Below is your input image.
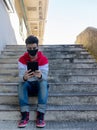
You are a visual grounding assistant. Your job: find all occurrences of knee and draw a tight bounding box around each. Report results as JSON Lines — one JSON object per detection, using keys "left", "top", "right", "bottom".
{"left": 18, "top": 81, "right": 29, "bottom": 91}
{"left": 39, "top": 80, "right": 48, "bottom": 88}
{"left": 38, "top": 80, "right": 48, "bottom": 95}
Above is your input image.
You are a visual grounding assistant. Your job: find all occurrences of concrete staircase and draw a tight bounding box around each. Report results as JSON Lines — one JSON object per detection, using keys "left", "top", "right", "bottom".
{"left": 0, "top": 44, "right": 97, "bottom": 129}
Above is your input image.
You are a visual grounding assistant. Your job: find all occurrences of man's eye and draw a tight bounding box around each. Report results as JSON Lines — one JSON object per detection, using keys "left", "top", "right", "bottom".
{"left": 27, "top": 47, "right": 37, "bottom": 50}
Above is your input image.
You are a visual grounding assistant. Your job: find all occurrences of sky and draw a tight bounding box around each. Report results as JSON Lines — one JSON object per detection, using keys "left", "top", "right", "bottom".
{"left": 43, "top": 0, "right": 97, "bottom": 45}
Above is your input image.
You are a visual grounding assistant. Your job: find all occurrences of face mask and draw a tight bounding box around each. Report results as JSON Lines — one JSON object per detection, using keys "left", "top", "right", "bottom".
{"left": 27, "top": 49, "right": 38, "bottom": 56}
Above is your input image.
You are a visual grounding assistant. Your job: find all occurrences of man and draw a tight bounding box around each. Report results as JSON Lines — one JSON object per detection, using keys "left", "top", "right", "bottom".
{"left": 18, "top": 35, "right": 49, "bottom": 128}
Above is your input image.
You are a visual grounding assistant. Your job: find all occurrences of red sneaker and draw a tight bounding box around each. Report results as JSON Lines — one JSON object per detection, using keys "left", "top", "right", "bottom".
{"left": 36, "top": 111, "right": 46, "bottom": 128}
{"left": 18, "top": 112, "right": 29, "bottom": 128}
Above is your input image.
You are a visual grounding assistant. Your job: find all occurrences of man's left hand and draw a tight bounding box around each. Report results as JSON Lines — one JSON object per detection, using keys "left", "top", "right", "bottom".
{"left": 34, "top": 70, "right": 42, "bottom": 79}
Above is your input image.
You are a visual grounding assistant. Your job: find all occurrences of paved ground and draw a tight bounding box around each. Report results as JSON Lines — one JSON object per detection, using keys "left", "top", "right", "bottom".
{"left": 0, "top": 121, "right": 97, "bottom": 130}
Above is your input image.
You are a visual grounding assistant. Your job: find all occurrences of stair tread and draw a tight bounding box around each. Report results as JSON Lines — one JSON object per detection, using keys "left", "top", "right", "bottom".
{"left": 1, "top": 73, "right": 97, "bottom": 76}
{"left": 49, "top": 92, "right": 97, "bottom": 96}
{"left": 1, "top": 92, "right": 97, "bottom": 96}
{"left": 0, "top": 120, "right": 97, "bottom": 130}
{"left": 0, "top": 104, "right": 97, "bottom": 111}
{"left": 1, "top": 82, "right": 97, "bottom": 85}
{"left": 0, "top": 58, "right": 94, "bottom": 60}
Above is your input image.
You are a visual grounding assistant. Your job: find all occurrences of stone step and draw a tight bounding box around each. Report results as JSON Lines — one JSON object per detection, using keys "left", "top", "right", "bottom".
{"left": 0, "top": 75, "right": 97, "bottom": 83}
{"left": 5, "top": 44, "right": 83, "bottom": 46}
{"left": 0, "top": 92, "right": 97, "bottom": 105}
{"left": 1, "top": 45, "right": 86, "bottom": 51}
{"left": 50, "top": 62, "right": 97, "bottom": 68}
{"left": 2, "top": 46, "right": 88, "bottom": 52}
{"left": 0, "top": 56, "right": 95, "bottom": 61}
{"left": 2, "top": 45, "right": 87, "bottom": 50}
{"left": 0, "top": 63, "right": 97, "bottom": 69}
{"left": 2, "top": 47, "right": 89, "bottom": 52}
{"left": 48, "top": 75, "right": 97, "bottom": 83}
{"left": 0, "top": 83, "right": 97, "bottom": 93}
{"left": 1, "top": 68, "right": 97, "bottom": 75}
{"left": 0, "top": 120, "right": 97, "bottom": 130}
{"left": 2, "top": 49, "right": 88, "bottom": 55}
{"left": 0, "top": 104, "right": 97, "bottom": 121}
{"left": 0, "top": 53, "right": 92, "bottom": 59}
{"left": 0, "top": 58, "right": 96, "bottom": 64}
{"left": 5, "top": 44, "right": 85, "bottom": 50}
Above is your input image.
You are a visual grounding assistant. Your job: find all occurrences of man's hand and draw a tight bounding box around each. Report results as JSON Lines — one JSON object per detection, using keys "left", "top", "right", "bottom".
{"left": 34, "top": 70, "right": 42, "bottom": 79}
{"left": 23, "top": 70, "right": 34, "bottom": 81}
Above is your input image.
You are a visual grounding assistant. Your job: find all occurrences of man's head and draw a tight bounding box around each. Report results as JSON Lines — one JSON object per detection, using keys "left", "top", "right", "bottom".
{"left": 25, "top": 35, "right": 39, "bottom": 45}
{"left": 25, "top": 35, "right": 39, "bottom": 58}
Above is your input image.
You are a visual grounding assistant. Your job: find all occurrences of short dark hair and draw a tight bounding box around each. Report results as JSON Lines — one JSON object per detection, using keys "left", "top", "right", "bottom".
{"left": 25, "top": 35, "right": 39, "bottom": 45}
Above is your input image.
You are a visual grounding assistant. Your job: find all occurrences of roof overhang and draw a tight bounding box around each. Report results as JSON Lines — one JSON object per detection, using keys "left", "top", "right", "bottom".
{"left": 14, "top": 0, "right": 49, "bottom": 44}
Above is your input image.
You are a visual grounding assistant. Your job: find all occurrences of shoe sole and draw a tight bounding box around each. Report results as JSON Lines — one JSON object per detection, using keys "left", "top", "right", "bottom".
{"left": 36, "top": 124, "right": 46, "bottom": 128}
{"left": 18, "top": 124, "right": 27, "bottom": 128}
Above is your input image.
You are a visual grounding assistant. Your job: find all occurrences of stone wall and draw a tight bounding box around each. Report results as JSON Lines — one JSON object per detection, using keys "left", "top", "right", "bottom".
{"left": 75, "top": 27, "right": 97, "bottom": 60}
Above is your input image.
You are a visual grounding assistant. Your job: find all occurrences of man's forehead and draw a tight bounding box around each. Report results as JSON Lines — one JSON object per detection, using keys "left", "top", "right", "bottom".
{"left": 26, "top": 43, "right": 38, "bottom": 47}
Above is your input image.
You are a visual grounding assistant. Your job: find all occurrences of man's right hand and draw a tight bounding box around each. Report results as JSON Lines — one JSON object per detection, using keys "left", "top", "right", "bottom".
{"left": 23, "top": 70, "right": 34, "bottom": 81}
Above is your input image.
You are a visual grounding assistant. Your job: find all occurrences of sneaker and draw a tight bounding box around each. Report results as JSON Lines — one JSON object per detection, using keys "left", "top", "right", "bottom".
{"left": 18, "top": 112, "right": 29, "bottom": 128}
{"left": 36, "top": 111, "right": 46, "bottom": 128}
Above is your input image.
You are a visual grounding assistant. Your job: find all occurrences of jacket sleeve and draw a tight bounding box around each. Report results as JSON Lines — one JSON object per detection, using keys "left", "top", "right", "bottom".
{"left": 18, "top": 61, "right": 27, "bottom": 82}
{"left": 39, "top": 63, "right": 49, "bottom": 81}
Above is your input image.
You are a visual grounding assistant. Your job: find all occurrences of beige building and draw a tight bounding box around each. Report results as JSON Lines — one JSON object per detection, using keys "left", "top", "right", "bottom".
{"left": 0, "top": 0, "right": 48, "bottom": 52}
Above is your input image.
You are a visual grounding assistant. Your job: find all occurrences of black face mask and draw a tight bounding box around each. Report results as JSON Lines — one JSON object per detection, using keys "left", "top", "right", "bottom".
{"left": 27, "top": 49, "right": 38, "bottom": 56}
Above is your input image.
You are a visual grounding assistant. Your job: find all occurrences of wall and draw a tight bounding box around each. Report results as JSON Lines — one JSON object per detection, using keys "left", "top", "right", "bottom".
{"left": 0, "top": 0, "right": 17, "bottom": 52}
{"left": 0, "top": 0, "right": 27, "bottom": 53}
{"left": 75, "top": 27, "right": 97, "bottom": 60}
